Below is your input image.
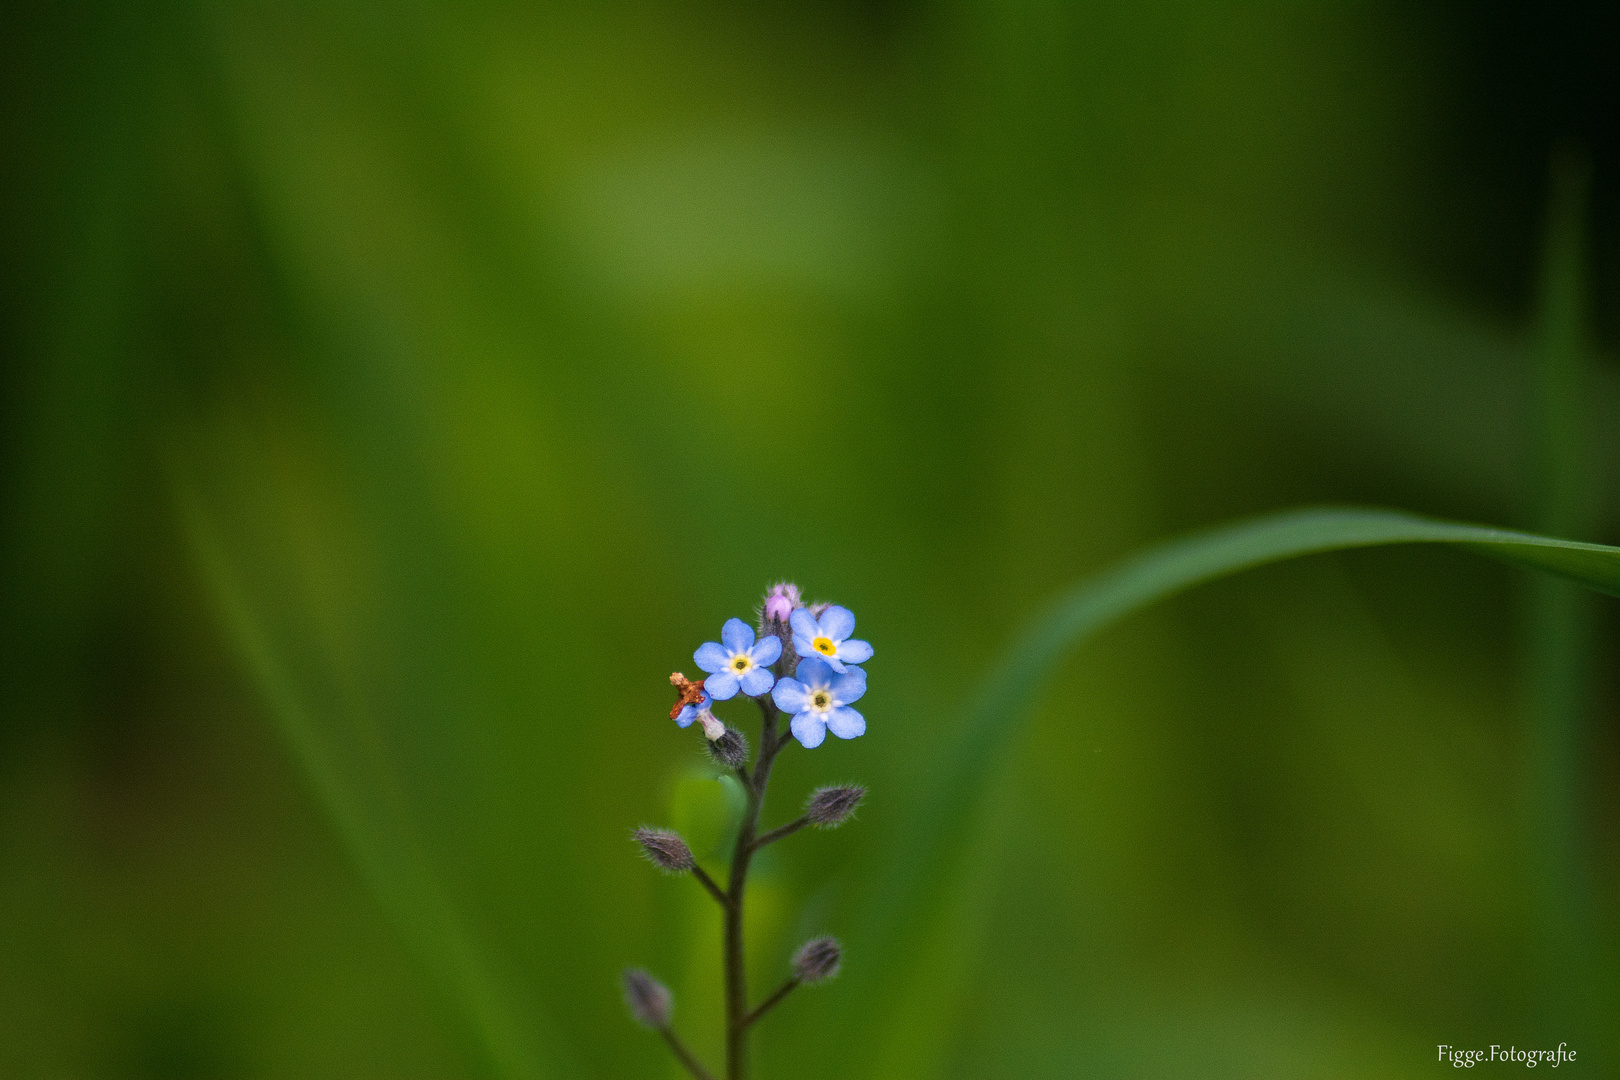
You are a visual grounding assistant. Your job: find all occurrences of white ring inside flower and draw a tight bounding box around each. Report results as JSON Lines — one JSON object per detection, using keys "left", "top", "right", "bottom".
{"left": 730, "top": 654, "right": 753, "bottom": 673}
{"left": 810, "top": 689, "right": 832, "bottom": 711}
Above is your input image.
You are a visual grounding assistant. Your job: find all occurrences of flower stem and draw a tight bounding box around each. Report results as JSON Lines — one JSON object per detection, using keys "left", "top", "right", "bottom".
{"left": 692, "top": 863, "right": 731, "bottom": 908}
{"left": 751, "top": 815, "right": 809, "bottom": 850}
{"left": 742, "top": 976, "right": 800, "bottom": 1028}
{"left": 724, "top": 695, "right": 791, "bottom": 1080}
{"left": 661, "top": 1027, "right": 718, "bottom": 1080}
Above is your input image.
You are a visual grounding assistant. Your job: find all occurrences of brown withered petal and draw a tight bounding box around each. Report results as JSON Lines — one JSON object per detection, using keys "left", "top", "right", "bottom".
{"left": 669, "top": 672, "right": 707, "bottom": 720}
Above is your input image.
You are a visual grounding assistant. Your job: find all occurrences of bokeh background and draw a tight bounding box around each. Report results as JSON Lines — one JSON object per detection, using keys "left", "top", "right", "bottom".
{"left": 3, "top": 2, "right": 1619, "bottom": 1077}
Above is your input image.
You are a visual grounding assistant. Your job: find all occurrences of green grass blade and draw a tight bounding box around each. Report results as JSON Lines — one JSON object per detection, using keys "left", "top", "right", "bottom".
{"left": 177, "top": 483, "right": 563, "bottom": 1080}
{"left": 859, "top": 505, "right": 1620, "bottom": 1076}
{"left": 1524, "top": 149, "right": 1597, "bottom": 1040}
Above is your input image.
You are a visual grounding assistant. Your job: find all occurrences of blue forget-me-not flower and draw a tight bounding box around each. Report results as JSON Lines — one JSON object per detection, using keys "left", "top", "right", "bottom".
{"left": 695, "top": 618, "right": 781, "bottom": 699}
{"left": 772, "top": 657, "right": 866, "bottom": 748}
{"left": 789, "top": 605, "right": 872, "bottom": 673}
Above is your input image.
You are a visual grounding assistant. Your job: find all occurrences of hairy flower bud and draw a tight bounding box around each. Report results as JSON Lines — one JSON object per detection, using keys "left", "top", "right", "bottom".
{"left": 762, "top": 582, "right": 802, "bottom": 625}
{"left": 759, "top": 583, "right": 802, "bottom": 665}
{"left": 622, "top": 967, "right": 672, "bottom": 1029}
{"left": 707, "top": 726, "right": 749, "bottom": 770}
{"left": 792, "top": 937, "right": 842, "bottom": 984}
{"left": 633, "top": 827, "right": 694, "bottom": 873}
{"left": 805, "top": 785, "right": 865, "bottom": 828}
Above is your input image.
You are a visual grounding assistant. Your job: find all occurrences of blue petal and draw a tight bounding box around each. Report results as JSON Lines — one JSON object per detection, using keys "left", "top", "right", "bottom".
{"left": 819, "top": 605, "right": 855, "bottom": 641}
{"left": 822, "top": 655, "right": 849, "bottom": 674}
{"left": 739, "top": 667, "right": 775, "bottom": 697}
{"left": 706, "top": 671, "right": 740, "bottom": 700}
{"left": 789, "top": 608, "right": 819, "bottom": 641}
{"left": 836, "top": 638, "right": 873, "bottom": 665}
{"left": 790, "top": 711, "right": 827, "bottom": 749}
{"left": 694, "top": 642, "right": 729, "bottom": 673}
{"left": 721, "top": 618, "right": 754, "bottom": 653}
{"left": 793, "top": 656, "right": 836, "bottom": 689}
{"left": 826, "top": 706, "right": 865, "bottom": 740}
{"left": 829, "top": 668, "right": 866, "bottom": 704}
{"left": 792, "top": 632, "right": 816, "bottom": 658}
{"left": 750, "top": 634, "right": 782, "bottom": 666}
{"left": 675, "top": 705, "right": 697, "bottom": 728}
{"left": 772, "top": 678, "right": 809, "bottom": 713}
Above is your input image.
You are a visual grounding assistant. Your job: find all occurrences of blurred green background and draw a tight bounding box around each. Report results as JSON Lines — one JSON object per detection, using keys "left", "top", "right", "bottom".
{"left": 3, "top": 2, "right": 1618, "bottom": 1077}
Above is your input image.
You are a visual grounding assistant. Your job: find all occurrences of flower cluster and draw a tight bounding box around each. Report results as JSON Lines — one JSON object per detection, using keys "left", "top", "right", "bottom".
{"left": 677, "top": 590, "right": 874, "bottom": 750}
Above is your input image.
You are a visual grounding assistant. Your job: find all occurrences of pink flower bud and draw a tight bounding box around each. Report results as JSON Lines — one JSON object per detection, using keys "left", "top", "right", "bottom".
{"left": 762, "top": 582, "right": 802, "bottom": 625}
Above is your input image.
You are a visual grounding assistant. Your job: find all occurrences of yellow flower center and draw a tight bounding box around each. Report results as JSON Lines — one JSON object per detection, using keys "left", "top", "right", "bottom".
{"left": 811, "top": 690, "right": 830, "bottom": 709}
{"left": 812, "top": 636, "right": 837, "bottom": 657}
{"left": 731, "top": 655, "right": 751, "bottom": 672}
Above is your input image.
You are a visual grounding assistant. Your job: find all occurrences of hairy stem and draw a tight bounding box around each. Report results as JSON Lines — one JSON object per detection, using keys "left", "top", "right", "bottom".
{"left": 752, "top": 816, "right": 809, "bottom": 850}
{"left": 661, "top": 1027, "right": 718, "bottom": 1080}
{"left": 742, "top": 976, "right": 800, "bottom": 1028}
{"left": 692, "top": 864, "right": 730, "bottom": 909}
{"left": 724, "top": 694, "right": 793, "bottom": 1080}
